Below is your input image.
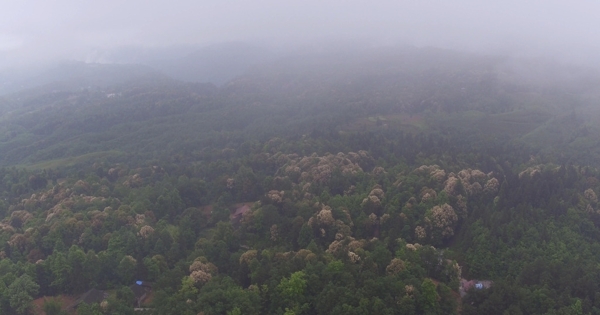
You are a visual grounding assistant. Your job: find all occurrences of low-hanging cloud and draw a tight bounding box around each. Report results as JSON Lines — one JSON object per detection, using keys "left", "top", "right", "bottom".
{"left": 1, "top": 0, "right": 600, "bottom": 68}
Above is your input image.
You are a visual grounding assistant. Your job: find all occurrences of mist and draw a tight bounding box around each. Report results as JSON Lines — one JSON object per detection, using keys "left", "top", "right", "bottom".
{"left": 2, "top": 1, "right": 600, "bottom": 71}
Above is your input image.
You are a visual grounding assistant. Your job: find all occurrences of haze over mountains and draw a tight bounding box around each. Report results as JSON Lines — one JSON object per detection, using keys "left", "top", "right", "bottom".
{"left": 0, "top": 42, "right": 599, "bottom": 170}
{"left": 3, "top": 42, "right": 600, "bottom": 314}
{"left": 2, "top": 1, "right": 600, "bottom": 79}
{"left": 4, "top": 2, "right": 600, "bottom": 314}
{"left": 0, "top": 42, "right": 277, "bottom": 95}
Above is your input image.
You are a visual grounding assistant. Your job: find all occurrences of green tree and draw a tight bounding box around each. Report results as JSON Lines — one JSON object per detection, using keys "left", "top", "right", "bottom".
{"left": 198, "top": 276, "right": 261, "bottom": 315}
{"left": 178, "top": 276, "right": 198, "bottom": 301}
{"left": 83, "top": 250, "right": 100, "bottom": 288}
{"left": 104, "top": 286, "right": 135, "bottom": 315}
{"left": 297, "top": 224, "right": 313, "bottom": 248}
{"left": 420, "top": 278, "right": 439, "bottom": 315}
{"left": 48, "top": 251, "right": 71, "bottom": 292}
{"left": 570, "top": 299, "right": 583, "bottom": 315}
{"left": 67, "top": 245, "right": 87, "bottom": 292}
{"left": 7, "top": 274, "right": 40, "bottom": 315}
{"left": 143, "top": 257, "right": 161, "bottom": 281}
{"left": 42, "top": 297, "right": 67, "bottom": 315}
{"left": 278, "top": 271, "right": 307, "bottom": 299}
{"left": 437, "top": 283, "right": 457, "bottom": 315}
{"left": 117, "top": 256, "right": 137, "bottom": 284}
{"left": 77, "top": 302, "right": 104, "bottom": 315}
{"left": 277, "top": 271, "right": 308, "bottom": 313}
{"left": 228, "top": 307, "right": 243, "bottom": 315}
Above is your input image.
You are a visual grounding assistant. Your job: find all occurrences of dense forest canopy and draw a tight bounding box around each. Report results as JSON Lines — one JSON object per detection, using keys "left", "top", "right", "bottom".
{"left": 1, "top": 47, "right": 600, "bottom": 314}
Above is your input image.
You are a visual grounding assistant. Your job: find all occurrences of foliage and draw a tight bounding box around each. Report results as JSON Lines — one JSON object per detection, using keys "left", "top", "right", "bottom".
{"left": 1, "top": 47, "right": 600, "bottom": 314}
{"left": 7, "top": 274, "right": 40, "bottom": 315}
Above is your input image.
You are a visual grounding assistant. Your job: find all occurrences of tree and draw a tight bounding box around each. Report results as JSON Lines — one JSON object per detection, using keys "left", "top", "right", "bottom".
{"left": 297, "top": 224, "right": 314, "bottom": 248}
{"left": 83, "top": 250, "right": 100, "bottom": 288}
{"left": 178, "top": 276, "right": 198, "bottom": 301}
{"left": 277, "top": 271, "right": 308, "bottom": 313}
{"left": 437, "top": 283, "right": 457, "bottom": 315}
{"left": 104, "top": 286, "right": 135, "bottom": 315}
{"left": 7, "top": 274, "right": 40, "bottom": 315}
{"left": 117, "top": 255, "right": 137, "bottom": 284}
{"left": 570, "top": 299, "right": 583, "bottom": 315}
{"left": 143, "top": 257, "right": 161, "bottom": 281}
{"left": 228, "top": 307, "right": 243, "bottom": 315}
{"left": 198, "top": 276, "right": 261, "bottom": 315}
{"left": 42, "top": 297, "right": 68, "bottom": 315}
{"left": 420, "top": 278, "right": 439, "bottom": 315}
{"left": 278, "top": 271, "right": 307, "bottom": 299}
{"left": 67, "top": 245, "right": 87, "bottom": 292}
{"left": 77, "top": 302, "right": 104, "bottom": 315}
{"left": 48, "top": 252, "right": 71, "bottom": 293}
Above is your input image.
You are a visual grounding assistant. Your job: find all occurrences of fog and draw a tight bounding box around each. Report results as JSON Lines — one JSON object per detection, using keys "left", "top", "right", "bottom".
{"left": 2, "top": 0, "right": 600, "bottom": 69}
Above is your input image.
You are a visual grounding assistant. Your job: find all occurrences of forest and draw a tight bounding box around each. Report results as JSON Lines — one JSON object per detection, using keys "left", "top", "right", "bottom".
{"left": 1, "top": 46, "right": 600, "bottom": 314}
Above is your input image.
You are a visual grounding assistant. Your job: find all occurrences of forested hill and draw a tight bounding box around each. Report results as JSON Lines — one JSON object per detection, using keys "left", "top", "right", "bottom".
{"left": 1, "top": 47, "right": 600, "bottom": 168}
{"left": 1, "top": 47, "right": 600, "bottom": 314}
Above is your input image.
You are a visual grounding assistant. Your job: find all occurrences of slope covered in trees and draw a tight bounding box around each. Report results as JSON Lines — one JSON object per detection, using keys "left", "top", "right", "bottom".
{"left": 1, "top": 47, "right": 600, "bottom": 314}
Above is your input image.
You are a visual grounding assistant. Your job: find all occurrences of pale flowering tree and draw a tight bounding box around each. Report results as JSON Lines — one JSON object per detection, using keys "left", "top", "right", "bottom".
{"left": 362, "top": 186, "right": 385, "bottom": 215}
{"left": 431, "top": 169, "right": 447, "bottom": 182}
{"left": 415, "top": 226, "right": 427, "bottom": 240}
{"left": 270, "top": 224, "right": 279, "bottom": 241}
{"left": 239, "top": 250, "right": 258, "bottom": 265}
{"left": 226, "top": 178, "right": 235, "bottom": 189}
{"left": 455, "top": 195, "right": 468, "bottom": 217}
{"left": 470, "top": 169, "right": 487, "bottom": 182}
{"left": 429, "top": 203, "right": 458, "bottom": 237}
{"left": 294, "top": 249, "right": 314, "bottom": 261}
{"left": 413, "top": 165, "right": 446, "bottom": 184}
{"left": 585, "top": 188, "right": 598, "bottom": 202}
{"left": 372, "top": 166, "right": 387, "bottom": 176}
{"left": 405, "top": 243, "right": 421, "bottom": 251}
{"left": 279, "top": 152, "right": 365, "bottom": 185}
{"left": 484, "top": 178, "right": 500, "bottom": 194}
{"left": 134, "top": 214, "right": 146, "bottom": 226}
{"left": 443, "top": 176, "right": 460, "bottom": 196}
{"left": 405, "top": 285, "right": 415, "bottom": 297}
{"left": 348, "top": 251, "right": 361, "bottom": 263}
{"left": 368, "top": 213, "right": 378, "bottom": 225}
{"left": 326, "top": 240, "right": 344, "bottom": 255}
{"left": 316, "top": 207, "right": 335, "bottom": 226}
{"left": 348, "top": 239, "right": 366, "bottom": 251}
{"left": 386, "top": 258, "right": 406, "bottom": 275}
{"left": 190, "top": 270, "right": 212, "bottom": 284}
{"left": 189, "top": 258, "right": 218, "bottom": 284}
{"left": 189, "top": 260, "right": 218, "bottom": 275}
{"left": 420, "top": 187, "right": 437, "bottom": 203}
{"left": 586, "top": 204, "right": 595, "bottom": 213}
{"left": 415, "top": 203, "right": 459, "bottom": 245}
{"left": 138, "top": 225, "right": 155, "bottom": 239}
{"left": 468, "top": 182, "right": 483, "bottom": 195}
{"left": 267, "top": 190, "right": 285, "bottom": 203}
{"left": 7, "top": 234, "right": 27, "bottom": 250}
{"left": 519, "top": 166, "right": 542, "bottom": 179}
{"left": 444, "top": 168, "right": 497, "bottom": 197}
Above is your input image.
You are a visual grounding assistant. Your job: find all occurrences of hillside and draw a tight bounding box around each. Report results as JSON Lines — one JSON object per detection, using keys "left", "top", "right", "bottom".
{"left": 1, "top": 47, "right": 600, "bottom": 314}
{"left": 2, "top": 47, "right": 600, "bottom": 169}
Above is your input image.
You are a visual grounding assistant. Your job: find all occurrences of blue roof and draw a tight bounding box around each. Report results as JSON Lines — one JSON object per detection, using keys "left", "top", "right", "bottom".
{"left": 136, "top": 281, "right": 143, "bottom": 285}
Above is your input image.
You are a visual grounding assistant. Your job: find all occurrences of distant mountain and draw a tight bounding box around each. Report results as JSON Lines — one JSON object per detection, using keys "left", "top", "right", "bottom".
{"left": 1, "top": 46, "right": 600, "bottom": 168}
{"left": 147, "top": 42, "right": 275, "bottom": 85}
{"left": 0, "top": 61, "right": 161, "bottom": 95}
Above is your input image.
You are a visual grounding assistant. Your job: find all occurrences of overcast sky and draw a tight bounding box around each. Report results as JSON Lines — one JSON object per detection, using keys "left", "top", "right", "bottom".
{"left": 1, "top": 0, "right": 600, "bottom": 67}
